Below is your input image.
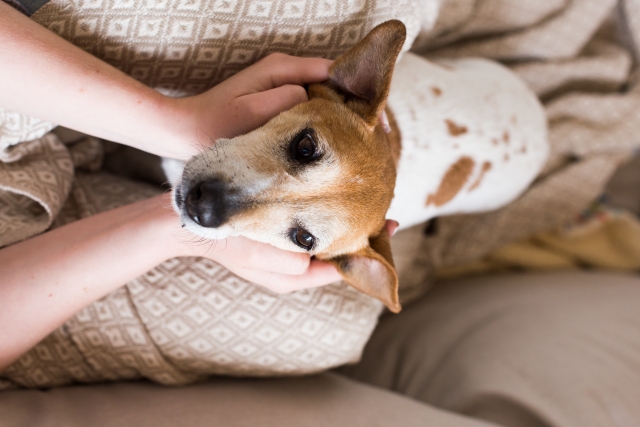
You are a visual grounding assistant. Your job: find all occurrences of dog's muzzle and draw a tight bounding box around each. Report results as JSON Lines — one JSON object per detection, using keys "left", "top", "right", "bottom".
{"left": 183, "top": 179, "right": 241, "bottom": 228}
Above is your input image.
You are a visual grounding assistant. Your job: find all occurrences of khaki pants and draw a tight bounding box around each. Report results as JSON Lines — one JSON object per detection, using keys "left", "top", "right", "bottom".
{"left": 3, "top": 272, "right": 640, "bottom": 427}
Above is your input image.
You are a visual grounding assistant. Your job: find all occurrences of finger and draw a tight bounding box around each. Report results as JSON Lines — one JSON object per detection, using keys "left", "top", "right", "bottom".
{"left": 385, "top": 219, "right": 399, "bottom": 237}
{"left": 234, "top": 84, "right": 308, "bottom": 132}
{"left": 236, "top": 259, "right": 342, "bottom": 294}
{"left": 214, "top": 236, "right": 311, "bottom": 276}
{"left": 259, "top": 54, "right": 333, "bottom": 90}
{"left": 230, "top": 54, "right": 332, "bottom": 94}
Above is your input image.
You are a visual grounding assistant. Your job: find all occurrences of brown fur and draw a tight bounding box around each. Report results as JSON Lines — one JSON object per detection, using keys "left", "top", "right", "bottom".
{"left": 468, "top": 161, "right": 492, "bottom": 192}
{"left": 426, "top": 156, "right": 475, "bottom": 207}
{"left": 445, "top": 119, "right": 468, "bottom": 136}
{"left": 385, "top": 107, "right": 402, "bottom": 167}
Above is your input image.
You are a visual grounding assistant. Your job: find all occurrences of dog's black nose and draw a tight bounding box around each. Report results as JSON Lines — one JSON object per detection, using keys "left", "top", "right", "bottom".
{"left": 185, "top": 180, "right": 230, "bottom": 228}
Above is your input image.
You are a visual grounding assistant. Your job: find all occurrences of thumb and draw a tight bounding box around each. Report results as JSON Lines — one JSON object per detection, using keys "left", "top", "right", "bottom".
{"left": 235, "top": 84, "right": 308, "bottom": 133}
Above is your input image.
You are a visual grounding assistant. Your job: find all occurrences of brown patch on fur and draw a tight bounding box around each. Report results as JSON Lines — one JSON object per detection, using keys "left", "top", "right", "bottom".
{"left": 445, "top": 119, "right": 468, "bottom": 137}
{"left": 426, "top": 156, "right": 475, "bottom": 207}
{"left": 431, "top": 86, "right": 442, "bottom": 97}
{"left": 468, "top": 161, "right": 492, "bottom": 192}
{"left": 503, "top": 131, "right": 510, "bottom": 143}
{"left": 384, "top": 107, "right": 402, "bottom": 167}
{"left": 492, "top": 138, "right": 499, "bottom": 146}
{"left": 511, "top": 115, "right": 518, "bottom": 125}
{"left": 520, "top": 146, "right": 527, "bottom": 154}
{"left": 504, "top": 153, "right": 510, "bottom": 161}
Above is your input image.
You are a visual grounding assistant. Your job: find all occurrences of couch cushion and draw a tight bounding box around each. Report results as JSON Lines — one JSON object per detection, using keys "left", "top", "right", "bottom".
{"left": 0, "top": 372, "right": 497, "bottom": 427}
{"left": 341, "top": 271, "right": 640, "bottom": 427}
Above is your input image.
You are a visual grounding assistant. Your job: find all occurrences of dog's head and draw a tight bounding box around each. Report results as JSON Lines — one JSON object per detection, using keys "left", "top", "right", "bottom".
{"left": 174, "top": 20, "right": 406, "bottom": 312}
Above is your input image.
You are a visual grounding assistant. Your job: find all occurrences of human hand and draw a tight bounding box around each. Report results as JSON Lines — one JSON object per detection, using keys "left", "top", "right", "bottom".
{"left": 173, "top": 211, "right": 399, "bottom": 294}
{"left": 166, "top": 53, "right": 333, "bottom": 159}
{"left": 0, "top": 5, "right": 332, "bottom": 160}
{"left": 178, "top": 235, "right": 342, "bottom": 294}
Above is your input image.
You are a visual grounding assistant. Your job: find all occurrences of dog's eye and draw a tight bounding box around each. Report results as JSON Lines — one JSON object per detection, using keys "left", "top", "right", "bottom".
{"left": 297, "top": 135, "right": 315, "bottom": 158}
{"left": 292, "top": 228, "right": 315, "bottom": 250}
{"left": 290, "top": 129, "right": 318, "bottom": 163}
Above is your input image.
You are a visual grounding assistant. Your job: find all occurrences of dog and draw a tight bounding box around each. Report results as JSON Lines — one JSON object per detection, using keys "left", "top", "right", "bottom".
{"left": 171, "top": 20, "right": 548, "bottom": 313}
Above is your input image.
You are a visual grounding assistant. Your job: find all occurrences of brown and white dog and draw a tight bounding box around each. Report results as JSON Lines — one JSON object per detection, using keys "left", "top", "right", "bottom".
{"left": 171, "top": 20, "right": 548, "bottom": 313}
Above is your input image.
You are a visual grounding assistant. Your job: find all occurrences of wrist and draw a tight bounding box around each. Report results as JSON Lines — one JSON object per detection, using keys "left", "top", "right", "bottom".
{"left": 133, "top": 94, "right": 193, "bottom": 160}
{"left": 146, "top": 192, "right": 207, "bottom": 260}
{"left": 149, "top": 95, "right": 211, "bottom": 161}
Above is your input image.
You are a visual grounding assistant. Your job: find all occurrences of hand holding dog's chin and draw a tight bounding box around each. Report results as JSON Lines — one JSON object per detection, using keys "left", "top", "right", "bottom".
{"left": 165, "top": 216, "right": 399, "bottom": 295}
{"left": 163, "top": 54, "right": 333, "bottom": 159}
{"left": 158, "top": 195, "right": 343, "bottom": 294}
{"left": 174, "top": 234, "right": 343, "bottom": 294}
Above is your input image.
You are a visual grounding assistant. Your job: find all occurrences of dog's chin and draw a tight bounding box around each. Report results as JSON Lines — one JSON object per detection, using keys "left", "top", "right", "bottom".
{"left": 181, "top": 219, "right": 234, "bottom": 241}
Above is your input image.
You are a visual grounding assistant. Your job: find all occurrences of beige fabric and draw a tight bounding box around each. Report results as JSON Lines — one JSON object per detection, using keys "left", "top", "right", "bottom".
{"left": 0, "top": 373, "right": 498, "bottom": 427}
{"left": 30, "top": 0, "right": 422, "bottom": 97}
{"left": 606, "top": 153, "right": 640, "bottom": 216}
{"left": 341, "top": 271, "right": 640, "bottom": 427}
{"left": 1, "top": 171, "right": 383, "bottom": 389}
{"left": 435, "top": 204, "right": 640, "bottom": 279}
{"left": 0, "top": 134, "right": 104, "bottom": 248}
{"left": 3, "top": 272, "right": 640, "bottom": 427}
{"left": 0, "top": 109, "right": 56, "bottom": 156}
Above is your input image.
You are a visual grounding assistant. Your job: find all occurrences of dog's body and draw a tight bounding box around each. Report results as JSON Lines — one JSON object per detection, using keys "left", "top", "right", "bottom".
{"left": 387, "top": 53, "right": 547, "bottom": 228}
{"left": 171, "top": 21, "right": 548, "bottom": 312}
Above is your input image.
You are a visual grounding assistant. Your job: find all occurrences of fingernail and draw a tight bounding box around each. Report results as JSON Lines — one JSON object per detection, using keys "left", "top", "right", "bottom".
{"left": 379, "top": 110, "right": 391, "bottom": 134}
{"left": 390, "top": 220, "right": 399, "bottom": 236}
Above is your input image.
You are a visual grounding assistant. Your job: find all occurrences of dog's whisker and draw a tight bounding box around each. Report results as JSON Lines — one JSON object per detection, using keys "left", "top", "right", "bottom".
{"left": 205, "top": 238, "right": 216, "bottom": 254}
{"left": 177, "top": 236, "right": 213, "bottom": 248}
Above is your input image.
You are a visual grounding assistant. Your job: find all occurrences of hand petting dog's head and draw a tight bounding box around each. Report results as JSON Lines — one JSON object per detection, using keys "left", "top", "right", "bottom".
{"left": 174, "top": 20, "right": 407, "bottom": 312}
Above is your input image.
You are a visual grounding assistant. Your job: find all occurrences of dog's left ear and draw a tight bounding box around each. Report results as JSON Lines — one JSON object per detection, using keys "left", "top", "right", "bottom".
{"left": 326, "top": 20, "right": 406, "bottom": 126}
{"left": 325, "top": 226, "right": 401, "bottom": 313}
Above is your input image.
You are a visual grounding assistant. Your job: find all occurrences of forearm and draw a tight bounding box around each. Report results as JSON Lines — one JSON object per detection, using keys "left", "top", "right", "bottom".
{"left": 0, "top": 3, "right": 188, "bottom": 158}
{"left": 0, "top": 194, "right": 182, "bottom": 371}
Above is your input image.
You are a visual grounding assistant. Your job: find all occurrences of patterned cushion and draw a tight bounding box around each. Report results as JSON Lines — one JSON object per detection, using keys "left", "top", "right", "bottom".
{"left": 1, "top": 170, "right": 384, "bottom": 388}
{"left": 31, "top": 0, "right": 421, "bottom": 97}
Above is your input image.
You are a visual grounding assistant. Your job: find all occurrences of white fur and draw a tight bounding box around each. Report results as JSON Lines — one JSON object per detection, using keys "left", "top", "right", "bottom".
{"left": 161, "top": 157, "right": 185, "bottom": 187}
{"left": 386, "top": 53, "right": 548, "bottom": 229}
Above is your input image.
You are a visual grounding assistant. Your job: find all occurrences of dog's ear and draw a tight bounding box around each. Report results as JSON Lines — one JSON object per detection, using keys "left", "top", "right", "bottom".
{"left": 325, "top": 20, "right": 406, "bottom": 126}
{"left": 325, "top": 226, "right": 401, "bottom": 313}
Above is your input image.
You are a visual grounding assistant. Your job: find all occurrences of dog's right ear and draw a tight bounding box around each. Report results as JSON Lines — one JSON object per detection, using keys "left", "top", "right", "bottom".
{"left": 312, "top": 20, "right": 406, "bottom": 127}
{"left": 323, "top": 226, "right": 401, "bottom": 313}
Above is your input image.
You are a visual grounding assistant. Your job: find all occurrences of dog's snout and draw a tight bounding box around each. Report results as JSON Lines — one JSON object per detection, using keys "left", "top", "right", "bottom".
{"left": 185, "top": 180, "right": 230, "bottom": 228}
